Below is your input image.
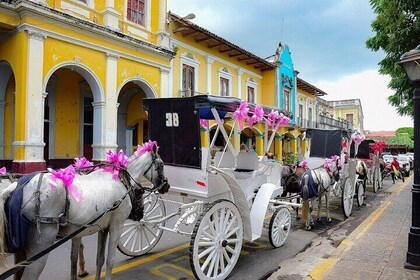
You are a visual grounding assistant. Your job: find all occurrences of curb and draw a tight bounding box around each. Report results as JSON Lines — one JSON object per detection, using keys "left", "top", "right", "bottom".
{"left": 305, "top": 176, "right": 411, "bottom": 280}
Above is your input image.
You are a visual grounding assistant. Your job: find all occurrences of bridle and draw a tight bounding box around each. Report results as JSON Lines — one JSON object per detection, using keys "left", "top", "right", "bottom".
{"left": 143, "top": 153, "right": 168, "bottom": 192}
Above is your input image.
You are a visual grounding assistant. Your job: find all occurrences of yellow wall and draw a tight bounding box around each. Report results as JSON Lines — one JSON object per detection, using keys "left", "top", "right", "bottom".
{"left": 262, "top": 70, "right": 276, "bottom": 107}
{"left": 126, "top": 93, "right": 148, "bottom": 144}
{"left": 53, "top": 69, "right": 82, "bottom": 158}
{"left": 3, "top": 76, "right": 14, "bottom": 158}
{"left": 334, "top": 107, "right": 359, "bottom": 127}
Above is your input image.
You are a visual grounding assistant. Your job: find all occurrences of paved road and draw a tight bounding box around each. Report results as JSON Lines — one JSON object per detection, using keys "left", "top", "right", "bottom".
{"left": 4, "top": 175, "right": 401, "bottom": 280}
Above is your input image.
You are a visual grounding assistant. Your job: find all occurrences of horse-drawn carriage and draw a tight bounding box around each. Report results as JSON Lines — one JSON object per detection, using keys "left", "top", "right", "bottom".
{"left": 117, "top": 95, "right": 292, "bottom": 280}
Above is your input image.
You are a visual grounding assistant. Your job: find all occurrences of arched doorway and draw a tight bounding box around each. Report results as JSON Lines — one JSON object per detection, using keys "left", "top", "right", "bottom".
{"left": 0, "top": 61, "right": 15, "bottom": 170}
{"left": 43, "top": 64, "right": 104, "bottom": 168}
{"left": 117, "top": 79, "right": 156, "bottom": 156}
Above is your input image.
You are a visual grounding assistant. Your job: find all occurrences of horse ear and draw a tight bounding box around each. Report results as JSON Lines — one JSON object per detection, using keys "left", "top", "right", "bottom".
{"left": 152, "top": 144, "right": 157, "bottom": 154}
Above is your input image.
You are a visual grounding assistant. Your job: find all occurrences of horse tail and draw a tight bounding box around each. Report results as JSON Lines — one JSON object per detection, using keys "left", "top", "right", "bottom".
{"left": 0, "top": 181, "right": 18, "bottom": 264}
{"left": 301, "top": 173, "right": 310, "bottom": 223}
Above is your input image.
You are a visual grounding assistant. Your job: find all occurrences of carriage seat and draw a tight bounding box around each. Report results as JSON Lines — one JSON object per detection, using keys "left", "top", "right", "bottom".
{"left": 234, "top": 152, "right": 260, "bottom": 179}
{"left": 214, "top": 151, "right": 235, "bottom": 168}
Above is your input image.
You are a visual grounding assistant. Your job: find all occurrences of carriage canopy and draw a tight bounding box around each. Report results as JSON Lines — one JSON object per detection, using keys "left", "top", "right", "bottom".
{"left": 306, "top": 128, "right": 351, "bottom": 158}
{"left": 143, "top": 95, "right": 287, "bottom": 169}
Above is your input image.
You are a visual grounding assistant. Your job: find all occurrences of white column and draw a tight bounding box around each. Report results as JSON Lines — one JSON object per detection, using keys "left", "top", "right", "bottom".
{"left": 95, "top": 53, "right": 119, "bottom": 160}
{"left": 0, "top": 100, "right": 5, "bottom": 158}
{"left": 157, "top": 0, "right": 170, "bottom": 48}
{"left": 18, "top": 31, "right": 46, "bottom": 162}
{"left": 237, "top": 68, "right": 244, "bottom": 100}
{"left": 206, "top": 55, "right": 215, "bottom": 94}
{"left": 160, "top": 67, "right": 170, "bottom": 98}
{"left": 103, "top": 0, "right": 120, "bottom": 30}
{"left": 168, "top": 59, "right": 174, "bottom": 97}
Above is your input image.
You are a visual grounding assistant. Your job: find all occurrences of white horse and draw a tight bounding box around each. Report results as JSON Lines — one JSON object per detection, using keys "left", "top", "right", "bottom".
{"left": 300, "top": 160, "right": 341, "bottom": 230}
{"left": 0, "top": 146, "right": 169, "bottom": 280}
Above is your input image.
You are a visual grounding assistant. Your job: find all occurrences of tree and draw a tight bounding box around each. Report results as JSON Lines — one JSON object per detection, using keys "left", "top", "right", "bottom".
{"left": 388, "top": 132, "right": 414, "bottom": 149}
{"left": 396, "top": 127, "right": 414, "bottom": 140}
{"left": 366, "top": 0, "right": 420, "bottom": 117}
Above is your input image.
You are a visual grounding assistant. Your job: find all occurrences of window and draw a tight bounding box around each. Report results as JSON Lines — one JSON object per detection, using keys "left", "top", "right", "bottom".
{"left": 220, "top": 77, "right": 229, "bottom": 96}
{"left": 283, "top": 87, "right": 290, "bottom": 112}
{"left": 308, "top": 107, "right": 313, "bottom": 122}
{"left": 247, "top": 86, "right": 255, "bottom": 103}
{"left": 298, "top": 104, "right": 303, "bottom": 126}
{"left": 127, "top": 0, "right": 145, "bottom": 26}
{"left": 182, "top": 64, "right": 195, "bottom": 96}
{"left": 346, "top": 113, "right": 353, "bottom": 123}
{"left": 76, "top": 0, "right": 87, "bottom": 3}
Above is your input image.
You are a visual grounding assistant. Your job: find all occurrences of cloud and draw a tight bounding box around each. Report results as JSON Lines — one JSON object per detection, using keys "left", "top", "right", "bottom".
{"left": 315, "top": 70, "right": 413, "bottom": 131}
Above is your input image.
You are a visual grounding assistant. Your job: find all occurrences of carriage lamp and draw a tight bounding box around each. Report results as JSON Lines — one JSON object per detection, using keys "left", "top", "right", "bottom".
{"left": 400, "top": 44, "right": 420, "bottom": 271}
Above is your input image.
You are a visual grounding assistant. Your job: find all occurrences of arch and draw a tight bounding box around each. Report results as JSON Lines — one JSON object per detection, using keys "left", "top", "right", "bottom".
{"left": 43, "top": 62, "right": 105, "bottom": 161}
{"left": 0, "top": 61, "right": 14, "bottom": 161}
{"left": 116, "top": 78, "right": 156, "bottom": 155}
{"left": 116, "top": 77, "right": 157, "bottom": 101}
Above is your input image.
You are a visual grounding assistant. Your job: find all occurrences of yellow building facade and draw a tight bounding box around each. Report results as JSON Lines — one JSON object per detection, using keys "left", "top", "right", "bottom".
{"left": 0, "top": 0, "right": 174, "bottom": 172}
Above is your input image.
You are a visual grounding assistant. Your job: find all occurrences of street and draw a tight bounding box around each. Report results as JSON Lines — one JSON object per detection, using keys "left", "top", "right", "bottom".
{"left": 13, "top": 175, "right": 402, "bottom": 280}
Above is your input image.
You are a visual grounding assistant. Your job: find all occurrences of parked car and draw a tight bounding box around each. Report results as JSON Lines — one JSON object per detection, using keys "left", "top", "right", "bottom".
{"left": 397, "top": 155, "right": 411, "bottom": 176}
{"left": 406, "top": 152, "right": 414, "bottom": 169}
{"left": 382, "top": 154, "right": 393, "bottom": 164}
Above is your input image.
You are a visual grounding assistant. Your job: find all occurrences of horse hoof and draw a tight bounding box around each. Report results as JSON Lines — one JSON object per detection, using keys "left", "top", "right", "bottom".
{"left": 78, "top": 272, "right": 89, "bottom": 278}
{"left": 327, "top": 218, "right": 332, "bottom": 223}
{"left": 296, "top": 216, "right": 301, "bottom": 220}
{"left": 316, "top": 218, "right": 322, "bottom": 223}
{"left": 306, "top": 225, "right": 312, "bottom": 231}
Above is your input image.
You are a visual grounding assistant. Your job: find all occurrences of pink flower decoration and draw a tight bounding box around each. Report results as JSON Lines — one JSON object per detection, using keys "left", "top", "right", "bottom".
{"left": 104, "top": 149, "right": 129, "bottom": 180}
{"left": 73, "top": 157, "right": 93, "bottom": 169}
{"left": 48, "top": 165, "right": 82, "bottom": 202}
{"left": 351, "top": 133, "right": 365, "bottom": 144}
{"left": 0, "top": 167, "right": 6, "bottom": 175}
{"left": 323, "top": 158, "right": 334, "bottom": 170}
{"left": 200, "top": 119, "right": 208, "bottom": 128}
{"left": 232, "top": 101, "right": 250, "bottom": 130}
{"left": 298, "top": 160, "right": 308, "bottom": 169}
{"left": 134, "top": 140, "right": 158, "bottom": 158}
{"left": 247, "top": 105, "right": 264, "bottom": 127}
{"left": 267, "top": 110, "right": 280, "bottom": 127}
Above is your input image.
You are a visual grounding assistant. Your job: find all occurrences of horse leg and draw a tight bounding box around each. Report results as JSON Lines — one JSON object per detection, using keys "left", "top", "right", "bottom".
{"left": 70, "top": 237, "right": 81, "bottom": 280}
{"left": 95, "top": 229, "right": 109, "bottom": 280}
{"left": 316, "top": 195, "right": 322, "bottom": 223}
{"left": 104, "top": 226, "right": 124, "bottom": 280}
{"left": 326, "top": 193, "right": 331, "bottom": 222}
{"left": 21, "top": 224, "right": 59, "bottom": 280}
{"left": 296, "top": 197, "right": 300, "bottom": 220}
{"left": 13, "top": 249, "right": 26, "bottom": 280}
{"left": 301, "top": 174, "right": 311, "bottom": 230}
{"left": 78, "top": 240, "right": 89, "bottom": 277}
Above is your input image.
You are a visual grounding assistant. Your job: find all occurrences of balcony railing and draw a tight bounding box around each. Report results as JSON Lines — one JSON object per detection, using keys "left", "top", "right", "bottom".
{"left": 295, "top": 116, "right": 353, "bottom": 130}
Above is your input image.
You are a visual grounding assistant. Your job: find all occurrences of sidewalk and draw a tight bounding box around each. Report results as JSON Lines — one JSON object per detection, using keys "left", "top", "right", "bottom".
{"left": 306, "top": 177, "right": 420, "bottom": 280}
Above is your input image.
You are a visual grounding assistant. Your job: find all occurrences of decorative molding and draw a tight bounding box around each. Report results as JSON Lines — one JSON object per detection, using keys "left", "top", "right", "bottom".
{"left": 106, "top": 52, "right": 119, "bottom": 60}
{"left": 160, "top": 67, "right": 170, "bottom": 74}
{"left": 92, "top": 101, "right": 106, "bottom": 108}
{"left": 27, "top": 30, "right": 46, "bottom": 41}
{"left": 74, "top": 57, "right": 81, "bottom": 65}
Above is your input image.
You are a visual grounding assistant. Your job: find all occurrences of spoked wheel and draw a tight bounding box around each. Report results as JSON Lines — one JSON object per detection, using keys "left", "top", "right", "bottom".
{"left": 332, "top": 179, "right": 342, "bottom": 197}
{"left": 190, "top": 199, "right": 243, "bottom": 280}
{"left": 117, "top": 193, "right": 165, "bottom": 256}
{"left": 356, "top": 181, "right": 364, "bottom": 207}
{"left": 341, "top": 178, "right": 354, "bottom": 218}
{"left": 269, "top": 207, "right": 291, "bottom": 248}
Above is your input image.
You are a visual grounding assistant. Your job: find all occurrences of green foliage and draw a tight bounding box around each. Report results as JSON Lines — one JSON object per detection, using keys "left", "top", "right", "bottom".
{"left": 283, "top": 153, "right": 297, "bottom": 165}
{"left": 396, "top": 127, "right": 414, "bottom": 140}
{"left": 366, "top": 0, "right": 420, "bottom": 117}
{"left": 388, "top": 132, "right": 414, "bottom": 149}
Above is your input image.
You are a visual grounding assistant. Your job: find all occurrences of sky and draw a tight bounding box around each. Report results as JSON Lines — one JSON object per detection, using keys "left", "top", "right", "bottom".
{"left": 167, "top": 0, "right": 413, "bottom": 131}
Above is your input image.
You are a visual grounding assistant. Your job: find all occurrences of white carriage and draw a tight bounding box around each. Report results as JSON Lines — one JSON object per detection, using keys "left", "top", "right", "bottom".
{"left": 304, "top": 129, "right": 366, "bottom": 218}
{"left": 117, "top": 95, "right": 292, "bottom": 280}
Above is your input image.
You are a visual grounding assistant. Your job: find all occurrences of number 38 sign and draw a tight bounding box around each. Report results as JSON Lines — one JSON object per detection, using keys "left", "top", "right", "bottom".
{"left": 165, "top": 112, "right": 179, "bottom": 127}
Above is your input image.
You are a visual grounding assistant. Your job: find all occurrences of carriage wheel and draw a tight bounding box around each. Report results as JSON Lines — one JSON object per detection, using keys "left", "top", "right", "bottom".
{"left": 117, "top": 194, "right": 165, "bottom": 257}
{"left": 356, "top": 181, "right": 364, "bottom": 207}
{"left": 341, "top": 178, "right": 353, "bottom": 218}
{"left": 333, "top": 179, "right": 342, "bottom": 198}
{"left": 190, "top": 200, "right": 243, "bottom": 280}
{"left": 268, "top": 207, "right": 291, "bottom": 248}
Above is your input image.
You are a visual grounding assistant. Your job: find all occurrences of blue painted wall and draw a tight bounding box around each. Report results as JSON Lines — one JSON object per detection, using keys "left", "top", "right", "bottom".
{"left": 276, "top": 44, "right": 295, "bottom": 124}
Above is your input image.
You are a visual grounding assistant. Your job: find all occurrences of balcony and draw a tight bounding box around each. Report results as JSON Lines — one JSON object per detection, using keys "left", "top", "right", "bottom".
{"left": 295, "top": 117, "right": 317, "bottom": 129}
